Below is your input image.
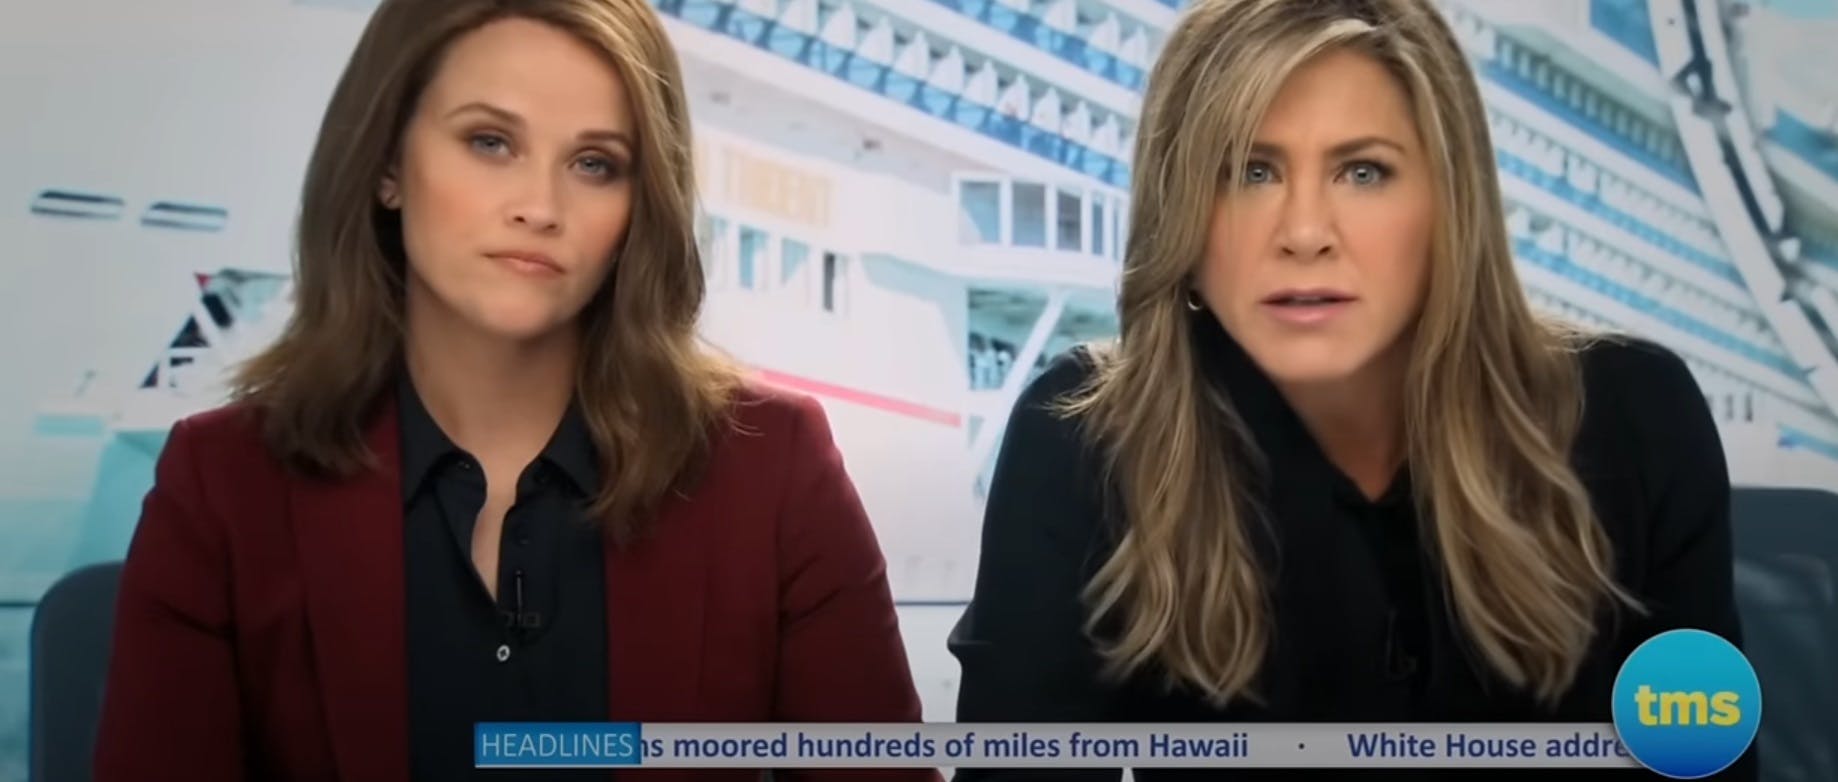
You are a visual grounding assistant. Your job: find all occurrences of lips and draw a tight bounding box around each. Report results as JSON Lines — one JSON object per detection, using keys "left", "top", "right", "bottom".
{"left": 1259, "top": 288, "right": 1356, "bottom": 326}
{"left": 1262, "top": 289, "right": 1356, "bottom": 306}
{"left": 487, "top": 251, "right": 563, "bottom": 275}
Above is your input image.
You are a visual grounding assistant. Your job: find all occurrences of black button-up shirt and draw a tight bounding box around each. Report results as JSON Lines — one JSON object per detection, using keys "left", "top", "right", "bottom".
{"left": 398, "top": 376, "right": 609, "bottom": 780}
{"left": 951, "top": 313, "right": 1753, "bottom": 780}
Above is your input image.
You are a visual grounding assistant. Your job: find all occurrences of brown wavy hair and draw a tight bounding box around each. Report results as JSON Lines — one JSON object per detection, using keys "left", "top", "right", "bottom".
{"left": 232, "top": 0, "right": 739, "bottom": 542}
{"left": 1059, "top": 0, "right": 1639, "bottom": 706}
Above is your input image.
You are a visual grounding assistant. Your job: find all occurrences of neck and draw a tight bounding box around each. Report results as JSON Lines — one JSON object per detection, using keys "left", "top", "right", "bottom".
{"left": 1277, "top": 355, "right": 1409, "bottom": 501}
{"left": 402, "top": 290, "right": 578, "bottom": 462}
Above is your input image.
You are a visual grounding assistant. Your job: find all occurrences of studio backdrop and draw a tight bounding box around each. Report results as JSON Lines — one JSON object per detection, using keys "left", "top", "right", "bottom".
{"left": 4, "top": 0, "right": 1838, "bottom": 777}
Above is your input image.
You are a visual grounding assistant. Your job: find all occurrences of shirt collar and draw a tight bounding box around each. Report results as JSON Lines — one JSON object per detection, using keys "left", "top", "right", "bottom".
{"left": 397, "top": 373, "right": 456, "bottom": 502}
{"left": 542, "top": 400, "right": 600, "bottom": 497}
{"left": 395, "top": 372, "right": 601, "bottom": 501}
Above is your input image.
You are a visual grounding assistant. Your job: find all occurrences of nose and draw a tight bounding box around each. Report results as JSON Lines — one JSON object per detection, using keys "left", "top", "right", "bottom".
{"left": 506, "top": 169, "right": 563, "bottom": 234}
{"left": 1276, "top": 183, "right": 1336, "bottom": 261}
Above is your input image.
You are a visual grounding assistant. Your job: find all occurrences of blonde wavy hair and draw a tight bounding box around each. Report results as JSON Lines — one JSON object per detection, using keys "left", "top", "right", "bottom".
{"left": 1058, "top": 0, "right": 1640, "bottom": 706}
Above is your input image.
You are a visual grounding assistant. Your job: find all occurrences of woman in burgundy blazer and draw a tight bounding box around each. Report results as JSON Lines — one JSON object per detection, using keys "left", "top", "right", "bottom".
{"left": 93, "top": 0, "right": 933, "bottom": 779}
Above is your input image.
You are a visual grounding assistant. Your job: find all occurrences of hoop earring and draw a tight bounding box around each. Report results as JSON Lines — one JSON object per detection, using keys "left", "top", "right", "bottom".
{"left": 1185, "top": 290, "right": 1204, "bottom": 312}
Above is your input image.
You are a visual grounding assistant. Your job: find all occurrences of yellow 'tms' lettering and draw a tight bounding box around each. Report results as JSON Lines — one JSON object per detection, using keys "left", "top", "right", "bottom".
{"left": 1634, "top": 685, "right": 1742, "bottom": 726}
{"left": 1711, "top": 692, "right": 1741, "bottom": 726}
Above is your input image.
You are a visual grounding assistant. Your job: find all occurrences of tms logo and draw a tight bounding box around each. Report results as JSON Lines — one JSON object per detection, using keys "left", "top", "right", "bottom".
{"left": 1613, "top": 630, "right": 1761, "bottom": 779}
{"left": 1632, "top": 684, "right": 1741, "bottom": 727}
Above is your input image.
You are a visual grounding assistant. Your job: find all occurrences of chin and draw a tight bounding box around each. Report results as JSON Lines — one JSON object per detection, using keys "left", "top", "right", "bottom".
{"left": 459, "top": 300, "right": 575, "bottom": 343}
{"left": 1241, "top": 339, "right": 1375, "bottom": 387}
{"left": 1260, "top": 363, "right": 1365, "bottom": 387}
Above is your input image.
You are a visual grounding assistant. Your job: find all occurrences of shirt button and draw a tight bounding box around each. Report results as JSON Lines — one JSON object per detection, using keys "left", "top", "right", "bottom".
{"left": 495, "top": 644, "right": 511, "bottom": 663}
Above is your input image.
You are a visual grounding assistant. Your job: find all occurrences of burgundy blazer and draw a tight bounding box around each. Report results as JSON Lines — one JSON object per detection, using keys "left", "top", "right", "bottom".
{"left": 94, "top": 382, "right": 940, "bottom": 781}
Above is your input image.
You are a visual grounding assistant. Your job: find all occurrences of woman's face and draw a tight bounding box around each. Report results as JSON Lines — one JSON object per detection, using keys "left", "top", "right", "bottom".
{"left": 1195, "top": 48, "right": 1436, "bottom": 391}
{"left": 384, "top": 16, "right": 636, "bottom": 343}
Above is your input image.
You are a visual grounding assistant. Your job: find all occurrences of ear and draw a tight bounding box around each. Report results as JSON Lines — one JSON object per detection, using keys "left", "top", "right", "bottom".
{"left": 378, "top": 164, "right": 402, "bottom": 209}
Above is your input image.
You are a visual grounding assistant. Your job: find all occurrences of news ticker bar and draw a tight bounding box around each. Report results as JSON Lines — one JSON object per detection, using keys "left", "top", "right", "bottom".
{"left": 474, "top": 722, "right": 1643, "bottom": 769}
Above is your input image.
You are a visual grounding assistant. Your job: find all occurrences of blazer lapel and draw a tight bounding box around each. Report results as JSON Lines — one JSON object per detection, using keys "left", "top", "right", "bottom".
{"left": 289, "top": 396, "right": 410, "bottom": 781}
{"left": 606, "top": 498, "right": 707, "bottom": 720}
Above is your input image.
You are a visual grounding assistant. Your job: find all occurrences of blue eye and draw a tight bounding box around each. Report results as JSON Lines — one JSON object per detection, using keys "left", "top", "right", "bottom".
{"left": 1344, "top": 160, "right": 1391, "bottom": 186}
{"left": 469, "top": 133, "right": 510, "bottom": 157}
{"left": 574, "top": 154, "right": 627, "bottom": 183}
{"left": 1243, "top": 161, "right": 1276, "bottom": 185}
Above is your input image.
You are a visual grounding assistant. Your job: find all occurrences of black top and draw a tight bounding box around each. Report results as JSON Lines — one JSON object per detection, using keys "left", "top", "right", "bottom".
{"left": 398, "top": 375, "right": 610, "bottom": 780}
{"left": 949, "top": 315, "right": 1754, "bottom": 780}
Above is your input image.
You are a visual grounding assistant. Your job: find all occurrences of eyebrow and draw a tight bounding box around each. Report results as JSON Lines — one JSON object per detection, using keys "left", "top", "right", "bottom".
{"left": 1249, "top": 136, "right": 1408, "bottom": 160}
{"left": 445, "top": 101, "right": 634, "bottom": 149}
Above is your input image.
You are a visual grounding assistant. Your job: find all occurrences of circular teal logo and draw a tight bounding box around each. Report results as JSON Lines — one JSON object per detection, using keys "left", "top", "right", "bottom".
{"left": 1612, "top": 629, "right": 1760, "bottom": 778}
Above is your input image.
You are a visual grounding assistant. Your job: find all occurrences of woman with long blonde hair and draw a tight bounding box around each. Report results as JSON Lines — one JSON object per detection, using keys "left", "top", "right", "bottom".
{"left": 951, "top": 0, "right": 1747, "bottom": 778}
{"left": 95, "top": 1, "right": 933, "bottom": 779}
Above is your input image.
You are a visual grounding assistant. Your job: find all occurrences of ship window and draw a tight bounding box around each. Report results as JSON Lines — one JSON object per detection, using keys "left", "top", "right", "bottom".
{"left": 1091, "top": 199, "right": 1106, "bottom": 258}
{"left": 1057, "top": 189, "right": 1083, "bottom": 251}
{"left": 1013, "top": 182, "right": 1047, "bottom": 247}
{"left": 969, "top": 333, "right": 1005, "bottom": 390}
{"left": 697, "top": 213, "right": 729, "bottom": 288}
{"left": 959, "top": 180, "right": 1002, "bottom": 243}
{"left": 29, "top": 188, "right": 125, "bottom": 220}
{"left": 1111, "top": 200, "right": 1126, "bottom": 261}
{"left": 782, "top": 238, "right": 811, "bottom": 289}
{"left": 739, "top": 226, "right": 769, "bottom": 290}
{"left": 143, "top": 201, "right": 228, "bottom": 233}
{"left": 822, "top": 252, "right": 850, "bottom": 313}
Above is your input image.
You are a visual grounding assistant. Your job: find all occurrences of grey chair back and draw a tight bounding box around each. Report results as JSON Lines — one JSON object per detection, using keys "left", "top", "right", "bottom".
{"left": 1731, "top": 487, "right": 1838, "bottom": 782}
{"left": 29, "top": 562, "right": 122, "bottom": 782}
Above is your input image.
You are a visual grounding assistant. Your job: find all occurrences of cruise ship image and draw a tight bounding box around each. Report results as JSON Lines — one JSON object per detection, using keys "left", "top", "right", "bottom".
{"left": 3, "top": 0, "right": 1837, "bottom": 771}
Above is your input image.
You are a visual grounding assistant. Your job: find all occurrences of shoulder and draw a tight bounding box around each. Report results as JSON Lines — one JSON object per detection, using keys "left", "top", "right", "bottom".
{"left": 1022, "top": 346, "right": 1101, "bottom": 405}
{"left": 1576, "top": 334, "right": 1714, "bottom": 442}
{"left": 137, "top": 401, "right": 286, "bottom": 541}
{"left": 692, "top": 379, "right": 875, "bottom": 555}
{"left": 1578, "top": 333, "right": 1701, "bottom": 399}
{"left": 1572, "top": 333, "right": 1728, "bottom": 518}
{"left": 157, "top": 402, "right": 294, "bottom": 504}
{"left": 164, "top": 400, "right": 274, "bottom": 466}
{"left": 698, "top": 379, "right": 848, "bottom": 497}
{"left": 721, "top": 378, "right": 835, "bottom": 453}
{"left": 1003, "top": 347, "right": 1102, "bottom": 453}
{"left": 984, "top": 348, "right": 1111, "bottom": 516}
